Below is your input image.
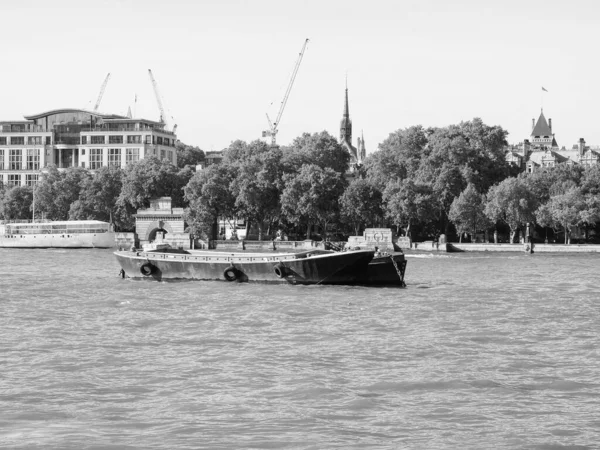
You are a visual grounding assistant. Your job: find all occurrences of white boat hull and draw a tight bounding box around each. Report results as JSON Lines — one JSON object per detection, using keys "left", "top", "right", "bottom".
{"left": 0, "top": 232, "right": 116, "bottom": 248}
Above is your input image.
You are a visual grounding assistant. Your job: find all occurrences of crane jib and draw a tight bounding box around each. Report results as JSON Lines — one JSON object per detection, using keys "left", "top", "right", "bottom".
{"left": 264, "top": 38, "right": 309, "bottom": 146}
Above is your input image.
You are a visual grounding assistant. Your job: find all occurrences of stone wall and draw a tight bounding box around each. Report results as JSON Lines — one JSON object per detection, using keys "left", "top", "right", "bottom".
{"left": 348, "top": 228, "right": 396, "bottom": 251}
{"left": 447, "top": 243, "right": 600, "bottom": 253}
{"left": 163, "top": 232, "right": 191, "bottom": 250}
{"left": 115, "top": 232, "right": 136, "bottom": 250}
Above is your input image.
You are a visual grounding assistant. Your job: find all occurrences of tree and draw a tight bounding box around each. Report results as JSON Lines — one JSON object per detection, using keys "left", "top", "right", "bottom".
{"left": 417, "top": 118, "right": 510, "bottom": 235}
{"left": 536, "top": 186, "right": 586, "bottom": 244}
{"left": 382, "top": 178, "right": 437, "bottom": 238}
{"left": 449, "top": 183, "right": 492, "bottom": 242}
{"left": 0, "top": 185, "right": 33, "bottom": 220}
{"left": 340, "top": 178, "right": 383, "bottom": 236}
{"left": 34, "top": 166, "right": 91, "bottom": 220}
{"left": 580, "top": 164, "right": 600, "bottom": 196}
{"left": 416, "top": 162, "right": 465, "bottom": 236}
{"left": 363, "top": 125, "right": 428, "bottom": 189}
{"left": 281, "top": 131, "right": 350, "bottom": 175}
{"left": 281, "top": 164, "right": 346, "bottom": 238}
{"left": 184, "top": 163, "right": 237, "bottom": 240}
{"left": 524, "top": 165, "right": 584, "bottom": 205}
{"left": 227, "top": 141, "right": 284, "bottom": 239}
{"left": 118, "top": 157, "right": 191, "bottom": 210}
{"left": 175, "top": 141, "right": 205, "bottom": 168}
{"left": 69, "top": 166, "right": 123, "bottom": 226}
{"left": 578, "top": 166, "right": 600, "bottom": 238}
{"left": 485, "top": 177, "right": 538, "bottom": 243}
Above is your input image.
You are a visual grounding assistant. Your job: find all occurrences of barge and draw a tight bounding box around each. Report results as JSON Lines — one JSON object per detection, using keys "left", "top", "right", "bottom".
{"left": 115, "top": 246, "right": 407, "bottom": 287}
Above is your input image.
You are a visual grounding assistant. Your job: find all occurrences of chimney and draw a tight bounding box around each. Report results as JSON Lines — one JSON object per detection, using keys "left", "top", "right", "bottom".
{"left": 579, "top": 138, "right": 585, "bottom": 158}
{"left": 549, "top": 118, "right": 552, "bottom": 131}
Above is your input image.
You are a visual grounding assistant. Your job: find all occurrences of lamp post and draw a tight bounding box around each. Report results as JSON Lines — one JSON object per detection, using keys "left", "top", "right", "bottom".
{"left": 32, "top": 183, "right": 35, "bottom": 223}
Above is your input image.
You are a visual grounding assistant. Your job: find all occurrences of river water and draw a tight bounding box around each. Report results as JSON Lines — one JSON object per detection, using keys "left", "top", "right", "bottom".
{"left": 1, "top": 248, "right": 599, "bottom": 449}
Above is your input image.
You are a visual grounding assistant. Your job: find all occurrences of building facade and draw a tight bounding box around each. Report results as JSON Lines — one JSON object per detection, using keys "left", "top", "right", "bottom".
{"left": 506, "top": 110, "right": 600, "bottom": 172}
{"left": 0, "top": 108, "right": 177, "bottom": 187}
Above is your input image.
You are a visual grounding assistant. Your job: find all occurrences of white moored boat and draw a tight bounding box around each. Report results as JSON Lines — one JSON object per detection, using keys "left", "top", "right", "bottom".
{"left": 0, "top": 220, "right": 115, "bottom": 248}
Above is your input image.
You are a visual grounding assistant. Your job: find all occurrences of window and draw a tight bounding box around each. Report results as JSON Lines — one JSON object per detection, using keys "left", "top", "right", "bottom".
{"left": 126, "top": 148, "right": 139, "bottom": 165}
{"left": 0, "top": 137, "right": 7, "bottom": 145}
{"left": 145, "top": 135, "right": 152, "bottom": 144}
{"left": 27, "top": 136, "right": 42, "bottom": 145}
{"left": 89, "top": 149, "right": 103, "bottom": 169}
{"left": 81, "top": 149, "right": 86, "bottom": 156}
{"left": 27, "top": 149, "right": 40, "bottom": 170}
{"left": 108, "top": 148, "right": 121, "bottom": 168}
{"left": 109, "top": 135, "right": 123, "bottom": 144}
{"left": 160, "top": 149, "right": 166, "bottom": 160}
{"left": 10, "top": 136, "right": 24, "bottom": 145}
{"left": 156, "top": 136, "right": 163, "bottom": 145}
{"left": 168, "top": 151, "right": 173, "bottom": 162}
{"left": 0, "top": 149, "right": 4, "bottom": 170}
{"left": 91, "top": 135, "right": 105, "bottom": 144}
{"left": 45, "top": 136, "right": 51, "bottom": 145}
{"left": 9, "top": 149, "right": 22, "bottom": 170}
{"left": 81, "top": 136, "right": 87, "bottom": 145}
{"left": 81, "top": 161, "right": 86, "bottom": 168}
{"left": 26, "top": 174, "right": 39, "bottom": 186}
{"left": 164, "top": 138, "right": 169, "bottom": 146}
{"left": 127, "top": 135, "right": 141, "bottom": 144}
{"left": 8, "top": 174, "right": 21, "bottom": 187}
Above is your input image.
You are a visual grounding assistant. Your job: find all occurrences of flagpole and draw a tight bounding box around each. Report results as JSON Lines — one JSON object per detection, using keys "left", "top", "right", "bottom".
{"left": 541, "top": 87, "right": 548, "bottom": 111}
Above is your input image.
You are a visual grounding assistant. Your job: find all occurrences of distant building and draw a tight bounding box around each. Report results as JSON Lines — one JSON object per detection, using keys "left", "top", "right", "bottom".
{"left": 0, "top": 108, "right": 177, "bottom": 187}
{"left": 196, "top": 150, "right": 223, "bottom": 170}
{"left": 506, "top": 109, "right": 600, "bottom": 172}
{"left": 339, "top": 85, "right": 366, "bottom": 168}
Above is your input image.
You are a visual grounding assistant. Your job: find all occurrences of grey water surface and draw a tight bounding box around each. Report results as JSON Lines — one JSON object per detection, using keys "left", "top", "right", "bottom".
{"left": 1, "top": 248, "right": 599, "bottom": 449}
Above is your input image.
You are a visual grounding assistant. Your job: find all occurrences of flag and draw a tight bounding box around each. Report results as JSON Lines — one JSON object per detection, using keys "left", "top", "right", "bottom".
{"left": 542, "top": 87, "right": 548, "bottom": 92}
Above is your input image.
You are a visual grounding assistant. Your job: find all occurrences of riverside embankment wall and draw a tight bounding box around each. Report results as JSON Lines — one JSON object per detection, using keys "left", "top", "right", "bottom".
{"left": 445, "top": 243, "right": 600, "bottom": 253}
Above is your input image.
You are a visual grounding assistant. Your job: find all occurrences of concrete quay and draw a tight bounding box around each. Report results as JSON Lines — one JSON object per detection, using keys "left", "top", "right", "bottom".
{"left": 406, "top": 242, "right": 600, "bottom": 253}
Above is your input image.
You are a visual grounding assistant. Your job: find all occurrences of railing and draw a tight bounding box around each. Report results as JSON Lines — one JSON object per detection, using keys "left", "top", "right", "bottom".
{"left": 86, "top": 126, "right": 175, "bottom": 136}
{"left": 0, "top": 128, "right": 45, "bottom": 134}
{"left": 0, "top": 219, "right": 52, "bottom": 224}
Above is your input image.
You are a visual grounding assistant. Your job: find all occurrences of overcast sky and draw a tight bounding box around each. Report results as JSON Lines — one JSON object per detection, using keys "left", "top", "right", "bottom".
{"left": 1, "top": 0, "right": 599, "bottom": 153}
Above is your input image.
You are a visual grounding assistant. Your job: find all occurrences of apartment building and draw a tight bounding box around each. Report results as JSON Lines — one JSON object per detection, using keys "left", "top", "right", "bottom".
{"left": 0, "top": 108, "right": 177, "bottom": 187}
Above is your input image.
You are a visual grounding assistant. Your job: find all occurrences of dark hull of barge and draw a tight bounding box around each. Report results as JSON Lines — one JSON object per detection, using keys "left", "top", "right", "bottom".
{"left": 114, "top": 248, "right": 407, "bottom": 287}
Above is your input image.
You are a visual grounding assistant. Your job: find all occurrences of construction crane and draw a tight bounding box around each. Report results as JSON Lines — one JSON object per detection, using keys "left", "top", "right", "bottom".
{"left": 262, "top": 38, "right": 309, "bottom": 146}
{"left": 93, "top": 73, "right": 111, "bottom": 112}
{"left": 148, "top": 69, "right": 177, "bottom": 133}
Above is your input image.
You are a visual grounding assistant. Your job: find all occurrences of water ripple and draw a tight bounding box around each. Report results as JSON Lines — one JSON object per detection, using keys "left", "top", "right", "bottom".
{"left": 1, "top": 249, "right": 599, "bottom": 449}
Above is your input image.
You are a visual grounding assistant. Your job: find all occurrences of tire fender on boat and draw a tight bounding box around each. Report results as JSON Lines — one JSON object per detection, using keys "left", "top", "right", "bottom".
{"left": 273, "top": 263, "right": 287, "bottom": 278}
{"left": 223, "top": 265, "right": 239, "bottom": 282}
{"left": 140, "top": 262, "right": 156, "bottom": 276}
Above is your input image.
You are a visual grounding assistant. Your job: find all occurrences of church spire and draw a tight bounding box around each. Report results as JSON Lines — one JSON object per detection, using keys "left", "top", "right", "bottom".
{"left": 343, "top": 74, "right": 349, "bottom": 118}
{"left": 340, "top": 77, "right": 352, "bottom": 144}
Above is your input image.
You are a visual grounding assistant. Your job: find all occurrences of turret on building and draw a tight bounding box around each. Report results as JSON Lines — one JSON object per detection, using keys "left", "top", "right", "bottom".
{"left": 530, "top": 110, "right": 558, "bottom": 148}
{"left": 506, "top": 109, "right": 600, "bottom": 172}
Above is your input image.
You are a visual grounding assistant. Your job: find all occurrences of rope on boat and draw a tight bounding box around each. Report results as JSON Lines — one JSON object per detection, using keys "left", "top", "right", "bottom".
{"left": 389, "top": 254, "right": 406, "bottom": 287}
